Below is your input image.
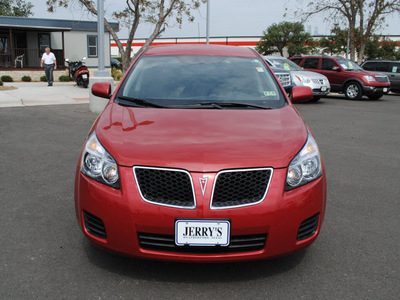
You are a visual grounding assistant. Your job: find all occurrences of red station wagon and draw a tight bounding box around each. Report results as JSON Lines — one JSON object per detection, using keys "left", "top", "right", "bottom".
{"left": 75, "top": 45, "right": 327, "bottom": 262}
{"left": 290, "top": 55, "right": 390, "bottom": 100}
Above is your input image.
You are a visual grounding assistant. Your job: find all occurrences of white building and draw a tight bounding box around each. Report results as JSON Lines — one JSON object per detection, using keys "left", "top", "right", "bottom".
{"left": 0, "top": 16, "right": 119, "bottom": 69}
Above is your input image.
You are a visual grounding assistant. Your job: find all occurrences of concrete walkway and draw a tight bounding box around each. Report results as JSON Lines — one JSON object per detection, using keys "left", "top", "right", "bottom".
{"left": 0, "top": 82, "right": 91, "bottom": 108}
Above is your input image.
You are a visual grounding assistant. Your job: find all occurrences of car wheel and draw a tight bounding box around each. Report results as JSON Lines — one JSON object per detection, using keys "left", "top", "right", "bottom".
{"left": 309, "top": 96, "right": 321, "bottom": 103}
{"left": 368, "top": 94, "right": 382, "bottom": 100}
{"left": 344, "top": 82, "right": 362, "bottom": 100}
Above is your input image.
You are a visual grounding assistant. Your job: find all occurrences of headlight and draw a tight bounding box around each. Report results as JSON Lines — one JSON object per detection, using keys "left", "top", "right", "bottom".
{"left": 363, "top": 75, "right": 376, "bottom": 82}
{"left": 286, "top": 134, "right": 322, "bottom": 190}
{"left": 80, "top": 131, "right": 120, "bottom": 188}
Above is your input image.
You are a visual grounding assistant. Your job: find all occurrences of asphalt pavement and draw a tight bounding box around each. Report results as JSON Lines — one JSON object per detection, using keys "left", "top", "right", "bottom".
{"left": 1, "top": 94, "right": 399, "bottom": 299}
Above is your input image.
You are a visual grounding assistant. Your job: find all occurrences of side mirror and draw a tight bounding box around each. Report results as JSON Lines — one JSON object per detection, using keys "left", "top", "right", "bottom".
{"left": 332, "top": 66, "right": 340, "bottom": 72}
{"left": 92, "top": 82, "right": 111, "bottom": 99}
{"left": 291, "top": 86, "right": 313, "bottom": 102}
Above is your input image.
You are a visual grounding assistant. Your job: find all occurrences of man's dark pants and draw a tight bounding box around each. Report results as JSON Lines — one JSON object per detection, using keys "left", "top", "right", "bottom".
{"left": 44, "top": 64, "right": 54, "bottom": 85}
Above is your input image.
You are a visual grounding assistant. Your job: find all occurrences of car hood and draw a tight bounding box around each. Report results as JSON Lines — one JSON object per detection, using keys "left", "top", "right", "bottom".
{"left": 95, "top": 103, "right": 308, "bottom": 172}
{"left": 346, "top": 70, "right": 386, "bottom": 77}
{"left": 291, "top": 70, "right": 328, "bottom": 80}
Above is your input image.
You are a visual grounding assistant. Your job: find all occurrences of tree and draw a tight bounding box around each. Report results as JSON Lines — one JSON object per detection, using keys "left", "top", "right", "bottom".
{"left": 364, "top": 37, "right": 400, "bottom": 60}
{"left": 0, "top": 0, "right": 33, "bottom": 17}
{"left": 319, "top": 24, "right": 349, "bottom": 55}
{"left": 293, "top": 0, "right": 400, "bottom": 63}
{"left": 47, "top": 0, "right": 205, "bottom": 73}
{"left": 256, "top": 22, "right": 314, "bottom": 58}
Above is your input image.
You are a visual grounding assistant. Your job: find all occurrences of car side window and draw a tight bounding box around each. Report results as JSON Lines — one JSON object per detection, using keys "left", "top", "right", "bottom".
{"left": 303, "top": 58, "right": 319, "bottom": 69}
{"left": 291, "top": 58, "right": 302, "bottom": 65}
{"left": 375, "top": 62, "right": 390, "bottom": 72}
{"left": 321, "top": 59, "right": 339, "bottom": 70}
{"left": 362, "top": 62, "right": 376, "bottom": 71}
{"left": 390, "top": 62, "right": 400, "bottom": 73}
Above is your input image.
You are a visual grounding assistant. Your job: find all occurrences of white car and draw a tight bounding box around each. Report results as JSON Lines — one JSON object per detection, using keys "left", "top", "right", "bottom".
{"left": 264, "top": 56, "right": 331, "bottom": 102}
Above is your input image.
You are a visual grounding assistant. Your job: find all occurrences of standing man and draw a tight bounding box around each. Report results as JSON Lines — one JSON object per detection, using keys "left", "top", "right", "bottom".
{"left": 40, "top": 47, "right": 57, "bottom": 86}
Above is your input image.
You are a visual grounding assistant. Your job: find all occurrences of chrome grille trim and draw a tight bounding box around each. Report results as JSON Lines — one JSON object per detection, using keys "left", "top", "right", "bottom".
{"left": 133, "top": 166, "right": 197, "bottom": 209}
{"left": 275, "top": 73, "right": 291, "bottom": 87}
{"left": 210, "top": 167, "right": 274, "bottom": 210}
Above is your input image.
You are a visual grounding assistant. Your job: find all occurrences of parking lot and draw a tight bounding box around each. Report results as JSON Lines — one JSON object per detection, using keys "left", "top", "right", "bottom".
{"left": 1, "top": 94, "right": 399, "bottom": 299}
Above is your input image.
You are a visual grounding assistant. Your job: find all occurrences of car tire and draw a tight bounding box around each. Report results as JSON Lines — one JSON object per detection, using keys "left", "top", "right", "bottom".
{"left": 309, "top": 96, "right": 321, "bottom": 103}
{"left": 368, "top": 94, "right": 382, "bottom": 100}
{"left": 344, "top": 82, "right": 362, "bottom": 100}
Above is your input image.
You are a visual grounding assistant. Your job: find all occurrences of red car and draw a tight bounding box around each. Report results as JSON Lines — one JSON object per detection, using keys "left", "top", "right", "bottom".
{"left": 290, "top": 55, "right": 390, "bottom": 100}
{"left": 75, "top": 45, "right": 327, "bottom": 262}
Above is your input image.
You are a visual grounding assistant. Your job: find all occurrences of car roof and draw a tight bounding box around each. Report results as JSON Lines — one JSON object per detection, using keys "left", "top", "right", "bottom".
{"left": 362, "top": 60, "right": 399, "bottom": 63}
{"left": 145, "top": 44, "right": 258, "bottom": 58}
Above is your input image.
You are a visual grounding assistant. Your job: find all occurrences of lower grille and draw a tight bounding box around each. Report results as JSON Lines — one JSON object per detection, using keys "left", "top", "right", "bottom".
{"left": 134, "top": 166, "right": 195, "bottom": 208}
{"left": 83, "top": 210, "right": 106, "bottom": 239}
{"left": 297, "top": 213, "right": 319, "bottom": 241}
{"left": 138, "top": 232, "right": 267, "bottom": 254}
{"left": 211, "top": 168, "right": 273, "bottom": 208}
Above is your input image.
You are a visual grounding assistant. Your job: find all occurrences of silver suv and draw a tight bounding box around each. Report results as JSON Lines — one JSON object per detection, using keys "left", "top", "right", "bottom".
{"left": 264, "top": 56, "right": 331, "bottom": 102}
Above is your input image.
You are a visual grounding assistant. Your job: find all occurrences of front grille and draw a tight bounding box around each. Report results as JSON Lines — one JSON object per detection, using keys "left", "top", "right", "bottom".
{"left": 375, "top": 76, "right": 389, "bottom": 82}
{"left": 134, "top": 167, "right": 195, "bottom": 208}
{"left": 275, "top": 73, "right": 291, "bottom": 87}
{"left": 138, "top": 232, "right": 267, "bottom": 254}
{"left": 297, "top": 213, "right": 319, "bottom": 241}
{"left": 211, "top": 168, "right": 273, "bottom": 208}
{"left": 312, "top": 78, "right": 325, "bottom": 84}
{"left": 83, "top": 210, "right": 106, "bottom": 239}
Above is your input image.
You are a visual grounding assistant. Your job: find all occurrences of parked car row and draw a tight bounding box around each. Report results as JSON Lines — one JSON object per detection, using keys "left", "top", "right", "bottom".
{"left": 265, "top": 54, "right": 395, "bottom": 101}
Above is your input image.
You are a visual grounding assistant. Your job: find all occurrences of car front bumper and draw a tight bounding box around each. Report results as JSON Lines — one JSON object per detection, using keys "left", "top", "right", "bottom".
{"left": 363, "top": 86, "right": 390, "bottom": 96}
{"left": 75, "top": 165, "right": 327, "bottom": 262}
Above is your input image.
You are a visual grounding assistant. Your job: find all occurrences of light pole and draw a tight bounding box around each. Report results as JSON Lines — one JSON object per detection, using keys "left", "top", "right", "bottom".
{"left": 206, "top": 0, "right": 210, "bottom": 45}
{"left": 94, "top": 0, "right": 108, "bottom": 77}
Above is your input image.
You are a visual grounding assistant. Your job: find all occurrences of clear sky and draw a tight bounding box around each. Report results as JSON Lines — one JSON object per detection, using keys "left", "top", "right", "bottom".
{"left": 31, "top": 0, "right": 399, "bottom": 38}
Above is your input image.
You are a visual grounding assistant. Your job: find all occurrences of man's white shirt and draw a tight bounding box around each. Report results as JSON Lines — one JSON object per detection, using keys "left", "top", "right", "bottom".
{"left": 42, "top": 52, "right": 56, "bottom": 64}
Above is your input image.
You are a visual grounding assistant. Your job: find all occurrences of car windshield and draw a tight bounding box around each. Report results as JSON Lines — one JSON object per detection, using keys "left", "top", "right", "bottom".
{"left": 117, "top": 55, "right": 286, "bottom": 109}
{"left": 269, "top": 58, "right": 303, "bottom": 71}
{"left": 336, "top": 59, "right": 363, "bottom": 71}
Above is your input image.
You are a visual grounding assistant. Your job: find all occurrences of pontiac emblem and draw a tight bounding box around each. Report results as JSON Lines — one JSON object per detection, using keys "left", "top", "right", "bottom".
{"left": 199, "top": 177, "right": 208, "bottom": 197}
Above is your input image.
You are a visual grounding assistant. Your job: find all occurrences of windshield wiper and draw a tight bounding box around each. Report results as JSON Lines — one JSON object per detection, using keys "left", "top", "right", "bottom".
{"left": 190, "top": 102, "right": 273, "bottom": 110}
{"left": 116, "top": 96, "right": 165, "bottom": 108}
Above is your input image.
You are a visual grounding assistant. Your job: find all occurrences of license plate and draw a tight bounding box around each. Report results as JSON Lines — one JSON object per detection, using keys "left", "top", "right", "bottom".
{"left": 321, "top": 86, "right": 327, "bottom": 92}
{"left": 383, "top": 88, "right": 388, "bottom": 92}
{"left": 82, "top": 74, "right": 88, "bottom": 79}
{"left": 175, "top": 220, "right": 230, "bottom": 246}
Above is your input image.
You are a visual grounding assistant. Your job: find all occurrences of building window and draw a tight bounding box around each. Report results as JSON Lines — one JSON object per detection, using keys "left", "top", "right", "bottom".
{"left": 87, "top": 35, "right": 97, "bottom": 58}
{"left": 38, "top": 33, "right": 51, "bottom": 57}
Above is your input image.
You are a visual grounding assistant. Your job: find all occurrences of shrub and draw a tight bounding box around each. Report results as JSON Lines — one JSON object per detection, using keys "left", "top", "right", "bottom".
{"left": 1, "top": 75, "right": 13, "bottom": 82}
{"left": 111, "top": 67, "right": 122, "bottom": 81}
{"left": 40, "top": 75, "right": 47, "bottom": 82}
{"left": 0, "top": 80, "right": 3, "bottom": 86}
{"left": 59, "top": 75, "right": 73, "bottom": 82}
{"left": 21, "top": 75, "right": 31, "bottom": 82}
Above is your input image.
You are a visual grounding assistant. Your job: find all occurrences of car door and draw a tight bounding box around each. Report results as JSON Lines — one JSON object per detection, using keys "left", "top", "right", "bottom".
{"left": 388, "top": 62, "right": 400, "bottom": 90}
{"left": 321, "top": 58, "right": 346, "bottom": 92}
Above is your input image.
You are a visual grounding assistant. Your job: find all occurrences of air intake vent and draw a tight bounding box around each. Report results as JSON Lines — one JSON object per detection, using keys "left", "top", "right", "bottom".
{"left": 211, "top": 168, "right": 272, "bottom": 208}
{"left": 138, "top": 233, "right": 267, "bottom": 254}
{"left": 297, "top": 213, "right": 319, "bottom": 241}
{"left": 83, "top": 210, "right": 106, "bottom": 239}
{"left": 134, "top": 167, "right": 195, "bottom": 209}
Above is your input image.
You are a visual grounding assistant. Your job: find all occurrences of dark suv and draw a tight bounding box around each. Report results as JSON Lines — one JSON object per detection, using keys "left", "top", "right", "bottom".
{"left": 290, "top": 55, "right": 390, "bottom": 100}
{"left": 361, "top": 60, "right": 400, "bottom": 93}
